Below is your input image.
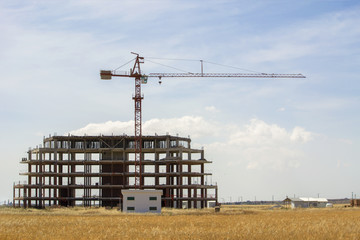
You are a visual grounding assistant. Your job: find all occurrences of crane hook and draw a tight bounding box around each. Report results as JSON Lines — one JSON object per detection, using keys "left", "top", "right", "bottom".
{"left": 158, "top": 76, "right": 162, "bottom": 85}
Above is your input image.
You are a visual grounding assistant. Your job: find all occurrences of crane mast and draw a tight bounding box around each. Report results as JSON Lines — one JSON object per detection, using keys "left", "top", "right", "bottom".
{"left": 101, "top": 53, "right": 145, "bottom": 189}
{"left": 132, "top": 54, "right": 144, "bottom": 189}
{"left": 100, "top": 53, "right": 306, "bottom": 189}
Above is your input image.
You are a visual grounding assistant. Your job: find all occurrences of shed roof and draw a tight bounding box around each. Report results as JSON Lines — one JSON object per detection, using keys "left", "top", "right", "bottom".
{"left": 290, "top": 197, "right": 328, "bottom": 202}
{"left": 122, "top": 189, "right": 163, "bottom": 195}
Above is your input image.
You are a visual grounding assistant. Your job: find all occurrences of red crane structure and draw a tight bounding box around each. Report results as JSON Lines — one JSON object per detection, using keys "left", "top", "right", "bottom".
{"left": 100, "top": 52, "right": 305, "bottom": 189}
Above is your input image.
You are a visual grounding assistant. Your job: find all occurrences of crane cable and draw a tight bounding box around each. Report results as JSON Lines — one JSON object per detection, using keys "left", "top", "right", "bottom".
{"left": 113, "top": 57, "right": 137, "bottom": 71}
{"left": 145, "top": 56, "right": 261, "bottom": 74}
{"left": 114, "top": 56, "right": 263, "bottom": 74}
{"left": 145, "top": 56, "right": 200, "bottom": 62}
{"left": 145, "top": 59, "right": 194, "bottom": 74}
{"left": 202, "top": 60, "right": 261, "bottom": 74}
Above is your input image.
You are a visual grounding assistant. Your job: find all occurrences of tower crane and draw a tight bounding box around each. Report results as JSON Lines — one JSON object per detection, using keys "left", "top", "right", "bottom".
{"left": 100, "top": 52, "right": 306, "bottom": 189}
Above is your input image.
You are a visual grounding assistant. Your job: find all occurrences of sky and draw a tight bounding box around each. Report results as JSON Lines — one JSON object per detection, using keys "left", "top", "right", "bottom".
{"left": 1, "top": 0, "right": 360, "bottom": 203}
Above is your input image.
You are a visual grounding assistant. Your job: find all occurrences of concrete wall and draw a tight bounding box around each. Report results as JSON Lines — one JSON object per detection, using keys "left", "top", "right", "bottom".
{"left": 122, "top": 189, "right": 162, "bottom": 213}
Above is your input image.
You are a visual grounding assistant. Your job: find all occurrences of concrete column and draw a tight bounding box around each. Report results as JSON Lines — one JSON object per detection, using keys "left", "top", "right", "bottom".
{"left": 141, "top": 157, "right": 145, "bottom": 186}
{"left": 18, "top": 186, "right": 21, "bottom": 208}
{"left": 166, "top": 164, "right": 170, "bottom": 186}
{"left": 177, "top": 163, "right": 182, "bottom": 208}
{"left": 204, "top": 188, "right": 208, "bottom": 208}
{"left": 12, "top": 183, "right": 15, "bottom": 208}
{"left": 215, "top": 185, "right": 218, "bottom": 205}
{"left": 39, "top": 150, "right": 43, "bottom": 208}
{"left": 201, "top": 164, "right": 204, "bottom": 208}
{"left": 193, "top": 188, "right": 198, "bottom": 208}
{"left": 155, "top": 163, "right": 159, "bottom": 186}
{"left": 188, "top": 165, "right": 191, "bottom": 185}
{"left": 54, "top": 141, "right": 58, "bottom": 206}
{"left": 28, "top": 164, "right": 31, "bottom": 207}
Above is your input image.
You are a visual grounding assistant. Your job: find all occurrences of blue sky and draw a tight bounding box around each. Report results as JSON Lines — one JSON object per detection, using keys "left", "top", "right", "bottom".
{"left": 1, "top": 0, "right": 360, "bottom": 202}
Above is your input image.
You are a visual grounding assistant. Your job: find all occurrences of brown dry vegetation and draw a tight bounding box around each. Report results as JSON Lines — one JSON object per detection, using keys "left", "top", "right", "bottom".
{"left": 1, "top": 205, "right": 360, "bottom": 239}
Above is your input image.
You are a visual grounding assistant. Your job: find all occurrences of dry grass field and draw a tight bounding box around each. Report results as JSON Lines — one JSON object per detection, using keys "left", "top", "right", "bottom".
{"left": 1, "top": 205, "right": 360, "bottom": 239}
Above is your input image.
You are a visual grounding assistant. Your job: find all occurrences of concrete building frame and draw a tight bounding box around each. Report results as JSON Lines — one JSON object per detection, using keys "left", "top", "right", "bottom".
{"left": 13, "top": 134, "right": 218, "bottom": 209}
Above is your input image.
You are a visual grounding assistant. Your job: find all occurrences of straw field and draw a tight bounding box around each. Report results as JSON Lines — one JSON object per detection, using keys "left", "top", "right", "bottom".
{"left": 0, "top": 205, "right": 360, "bottom": 239}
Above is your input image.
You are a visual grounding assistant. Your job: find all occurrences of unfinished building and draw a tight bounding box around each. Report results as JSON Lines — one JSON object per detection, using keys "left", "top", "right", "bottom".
{"left": 13, "top": 134, "right": 218, "bottom": 208}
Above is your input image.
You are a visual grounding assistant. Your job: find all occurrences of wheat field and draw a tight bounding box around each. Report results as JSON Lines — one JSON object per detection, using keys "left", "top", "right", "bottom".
{"left": 0, "top": 205, "right": 360, "bottom": 239}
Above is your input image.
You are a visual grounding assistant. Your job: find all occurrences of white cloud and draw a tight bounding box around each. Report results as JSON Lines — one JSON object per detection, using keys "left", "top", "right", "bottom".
{"left": 68, "top": 120, "right": 133, "bottom": 136}
{"left": 34, "top": 132, "right": 44, "bottom": 137}
{"left": 337, "top": 160, "right": 350, "bottom": 168}
{"left": 65, "top": 0, "right": 200, "bottom": 23}
{"left": 339, "top": 138, "right": 353, "bottom": 145}
{"left": 68, "top": 116, "right": 220, "bottom": 138}
{"left": 243, "top": 7, "right": 360, "bottom": 64}
{"left": 295, "top": 97, "right": 358, "bottom": 111}
{"left": 143, "top": 116, "right": 221, "bottom": 138}
{"left": 290, "top": 126, "right": 313, "bottom": 143}
{"left": 205, "top": 106, "right": 219, "bottom": 113}
{"left": 243, "top": 146, "right": 302, "bottom": 171}
{"left": 204, "top": 118, "right": 313, "bottom": 171}
{"left": 69, "top": 116, "right": 314, "bottom": 171}
{"left": 228, "top": 118, "right": 299, "bottom": 146}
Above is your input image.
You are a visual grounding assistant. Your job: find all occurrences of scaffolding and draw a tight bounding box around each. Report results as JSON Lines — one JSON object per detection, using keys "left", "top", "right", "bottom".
{"left": 13, "top": 134, "right": 218, "bottom": 209}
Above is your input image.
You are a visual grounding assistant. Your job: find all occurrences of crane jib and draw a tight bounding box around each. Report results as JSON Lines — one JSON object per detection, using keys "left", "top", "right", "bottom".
{"left": 147, "top": 73, "right": 306, "bottom": 78}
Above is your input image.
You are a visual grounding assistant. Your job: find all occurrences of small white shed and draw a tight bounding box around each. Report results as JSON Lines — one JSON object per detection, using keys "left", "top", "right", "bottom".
{"left": 122, "top": 189, "right": 162, "bottom": 213}
{"left": 288, "top": 197, "right": 328, "bottom": 209}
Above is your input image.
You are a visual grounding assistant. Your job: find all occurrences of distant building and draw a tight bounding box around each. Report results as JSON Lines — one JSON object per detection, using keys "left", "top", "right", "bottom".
{"left": 285, "top": 197, "right": 328, "bottom": 208}
{"left": 350, "top": 199, "right": 360, "bottom": 207}
{"left": 122, "top": 189, "right": 162, "bottom": 213}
